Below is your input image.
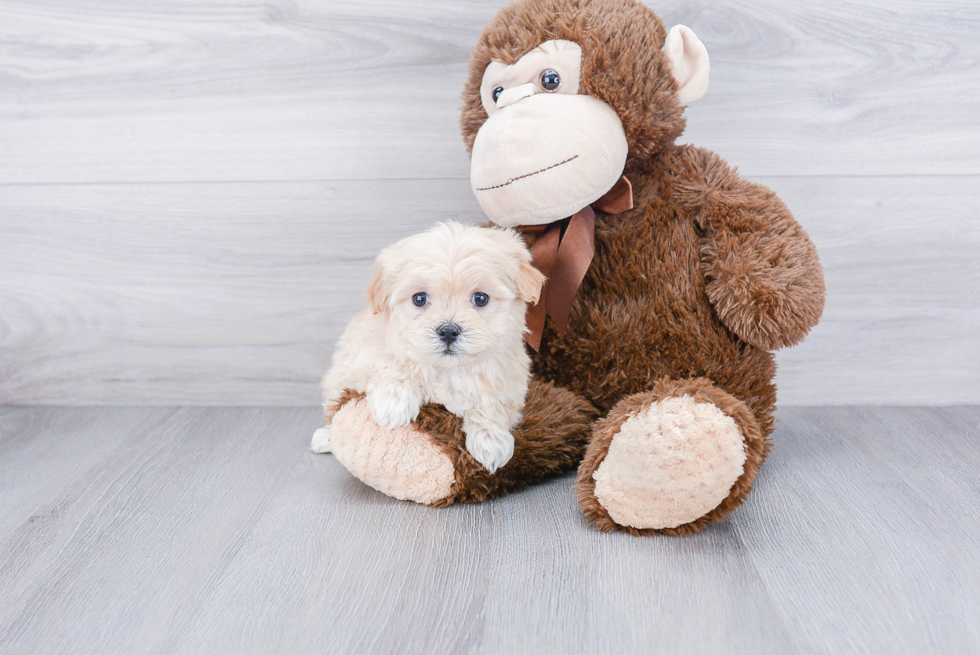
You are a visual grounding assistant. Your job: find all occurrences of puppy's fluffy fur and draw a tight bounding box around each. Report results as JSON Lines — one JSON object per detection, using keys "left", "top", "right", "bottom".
{"left": 311, "top": 222, "right": 545, "bottom": 473}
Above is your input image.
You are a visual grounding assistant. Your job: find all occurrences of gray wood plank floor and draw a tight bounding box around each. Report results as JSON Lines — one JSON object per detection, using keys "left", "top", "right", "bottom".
{"left": 1, "top": 406, "right": 977, "bottom": 654}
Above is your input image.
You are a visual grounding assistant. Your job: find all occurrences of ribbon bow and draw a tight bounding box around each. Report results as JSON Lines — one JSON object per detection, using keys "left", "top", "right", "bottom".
{"left": 517, "top": 175, "right": 633, "bottom": 351}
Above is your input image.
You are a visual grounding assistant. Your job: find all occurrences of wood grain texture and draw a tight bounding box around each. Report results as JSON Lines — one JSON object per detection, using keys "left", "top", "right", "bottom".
{"left": 1, "top": 176, "right": 977, "bottom": 406}
{"left": 0, "top": 0, "right": 978, "bottom": 183}
{"left": 1, "top": 0, "right": 977, "bottom": 405}
{"left": 1, "top": 405, "right": 978, "bottom": 654}
{"left": 0, "top": 179, "right": 480, "bottom": 405}
{"left": 776, "top": 175, "right": 980, "bottom": 404}
{"left": 0, "top": 407, "right": 316, "bottom": 653}
{"left": 736, "top": 406, "right": 980, "bottom": 654}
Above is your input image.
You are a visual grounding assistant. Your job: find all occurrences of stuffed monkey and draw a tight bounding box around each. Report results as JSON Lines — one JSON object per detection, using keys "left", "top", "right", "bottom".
{"left": 328, "top": 0, "right": 824, "bottom": 535}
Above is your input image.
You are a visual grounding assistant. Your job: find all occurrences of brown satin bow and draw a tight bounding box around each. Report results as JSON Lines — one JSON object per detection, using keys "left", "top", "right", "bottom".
{"left": 517, "top": 175, "right": 633, "bottom": 351}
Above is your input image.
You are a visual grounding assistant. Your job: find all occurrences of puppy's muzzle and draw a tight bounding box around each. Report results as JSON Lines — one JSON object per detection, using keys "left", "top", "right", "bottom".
{"left": 436, "top": 322, "right": 462, "bottom": 347}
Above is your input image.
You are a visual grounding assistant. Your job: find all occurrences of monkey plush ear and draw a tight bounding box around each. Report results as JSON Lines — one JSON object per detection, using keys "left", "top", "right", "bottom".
{"left": 663, "top": 25, "right": 710, "bottom": 106}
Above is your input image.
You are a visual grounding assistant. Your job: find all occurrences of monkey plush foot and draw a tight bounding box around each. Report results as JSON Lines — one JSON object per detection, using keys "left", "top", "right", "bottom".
{"left": 330, "top": 398, "right": 457, "bottom": 504}
{"left": 576, "top": 378, "right": 768, "bottom": 536}
{"left": 328, "top": 379, "right": 596, "bottom": 506}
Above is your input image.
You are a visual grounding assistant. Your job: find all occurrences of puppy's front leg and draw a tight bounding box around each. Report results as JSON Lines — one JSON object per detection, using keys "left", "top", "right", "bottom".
{"left": 310, "top": 426, "right": 332, "bottom": 453}
{"left": 461, "top": 406, "right": 516, "bottom": 474}
{"left": 366, "top": 378, "right": 422, "bottom": 430}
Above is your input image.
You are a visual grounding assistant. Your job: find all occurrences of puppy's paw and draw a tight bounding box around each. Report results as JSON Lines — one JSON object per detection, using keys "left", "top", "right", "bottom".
{"left": 367, "top": 385, "right": 420, "bottom": 429}
{"left": 310, "top": 426, "right": 332, "bottom": 454}
{"left": 465, "top": 425, "right": 515, "bottom": 474}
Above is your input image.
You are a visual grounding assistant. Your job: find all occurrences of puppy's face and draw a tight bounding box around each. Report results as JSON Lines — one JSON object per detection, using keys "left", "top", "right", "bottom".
{"left": 367, "top": 223, "right": 545, "bottom": 367}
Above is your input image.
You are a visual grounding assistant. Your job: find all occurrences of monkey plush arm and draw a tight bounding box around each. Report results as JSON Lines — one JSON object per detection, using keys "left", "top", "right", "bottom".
{"left": 670, "top": 146, "right": 825, "bottom": 350}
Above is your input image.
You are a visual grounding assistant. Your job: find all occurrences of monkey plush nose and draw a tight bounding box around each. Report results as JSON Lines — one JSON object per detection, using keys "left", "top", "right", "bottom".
{"left": 496, "top": 83, "right": 537, "bottom": 108}
{"left": 436, "top": 323, "right": 462, "bottom": 345}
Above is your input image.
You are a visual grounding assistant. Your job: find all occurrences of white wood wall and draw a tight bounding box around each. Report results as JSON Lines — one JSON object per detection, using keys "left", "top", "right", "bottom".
{"left": 1, "top": 0, "right": 977, "bottom": 406}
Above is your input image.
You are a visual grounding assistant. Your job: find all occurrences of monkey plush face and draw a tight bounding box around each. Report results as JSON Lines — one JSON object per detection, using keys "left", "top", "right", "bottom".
{"left": 462, "top": 0, "right": 710, "bottom": 228}
{"left": 471, "top": 40, "right": 629, "bottom": 226}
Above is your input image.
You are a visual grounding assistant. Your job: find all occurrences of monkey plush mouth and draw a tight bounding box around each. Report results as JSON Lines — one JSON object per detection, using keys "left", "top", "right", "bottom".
{"left": 474, "top": 155, "right": 579, "bottom": 191}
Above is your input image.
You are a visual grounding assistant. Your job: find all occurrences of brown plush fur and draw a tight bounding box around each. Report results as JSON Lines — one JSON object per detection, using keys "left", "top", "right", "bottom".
{"left": 332, "top": 0, "right": 824, "bottom": 533}
{"left": 421, "top": 379, "right": 598, "bottom": 505}
{"left": 331, "top": 379, "right": 598, "bottom": 505}
{"left": 523, "top": 141, "right": 826, "bottom": 417}
{"left": 461, "top": 0, "right": 823, "bottom": 531}
{"left": 576, "top": 377, "right": 768, "bottom": 536}
{"left": 460, "top": 0, "right": 686, "bottom": 160}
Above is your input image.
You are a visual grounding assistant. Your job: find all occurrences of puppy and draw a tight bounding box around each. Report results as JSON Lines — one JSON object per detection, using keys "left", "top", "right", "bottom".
{"left": 311, "top": 222, "right": 545, "bottom": 473}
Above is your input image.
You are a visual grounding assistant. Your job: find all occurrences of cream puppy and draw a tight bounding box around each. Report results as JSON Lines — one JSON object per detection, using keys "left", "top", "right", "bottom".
{"left": 311, "top": 222, "right": 545, "bottom": 473}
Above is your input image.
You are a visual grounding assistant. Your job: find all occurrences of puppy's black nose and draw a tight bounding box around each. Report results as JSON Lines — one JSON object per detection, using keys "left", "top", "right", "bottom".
{"left": 436, "top": 323, "right": 462, "bottom": 345}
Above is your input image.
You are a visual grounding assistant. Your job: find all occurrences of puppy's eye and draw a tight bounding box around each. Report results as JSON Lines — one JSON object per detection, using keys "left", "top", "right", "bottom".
{"left": 472, "top": 292, "right": 489, "bottom": 307}
{"left": 492, "top": 86, "right": 504, "bottom": 104}
{"left": 540, "top": 69, "right": 561, "bottom": 92}
{"left": 412, "top": 292, "right": 428, "bottom": 307}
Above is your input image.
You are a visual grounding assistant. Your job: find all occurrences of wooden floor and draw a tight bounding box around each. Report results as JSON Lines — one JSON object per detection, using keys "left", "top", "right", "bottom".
{"left": 0, "top": 406, "right": 977, "bottom": 654}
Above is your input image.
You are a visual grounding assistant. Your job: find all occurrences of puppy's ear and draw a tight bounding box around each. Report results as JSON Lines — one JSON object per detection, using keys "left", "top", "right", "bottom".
{"left": 366, "top": 263, "right": 389, "bottom": 315}
{"left": 490, "top": 227, "right": 548, "bottom": 305}
{"left": 516, "top": 258, "right": 547, "bottom": 305}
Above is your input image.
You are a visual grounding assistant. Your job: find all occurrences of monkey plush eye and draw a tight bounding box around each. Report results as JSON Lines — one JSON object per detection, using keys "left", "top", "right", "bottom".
{"left": 492, "top": 86, "right": 504, "bottom": 104}
{"left": 412, "top": 292, "right": 428, "bottom": 307}
{"left": 540, "top": 69, "right": 561, "bottom": 92}
{"left": 472, "top": 292, "right": 489, "bottom": 307}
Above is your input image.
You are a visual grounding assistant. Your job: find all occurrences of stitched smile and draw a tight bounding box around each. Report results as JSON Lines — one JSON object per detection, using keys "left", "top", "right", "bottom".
{"left": 475, "top": 155, "right": 579, "bottom": 191}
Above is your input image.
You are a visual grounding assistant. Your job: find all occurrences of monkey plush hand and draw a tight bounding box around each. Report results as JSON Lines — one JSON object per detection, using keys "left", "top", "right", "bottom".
{"left": 327, "top": 0, "right": 824, "bottom": 535}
